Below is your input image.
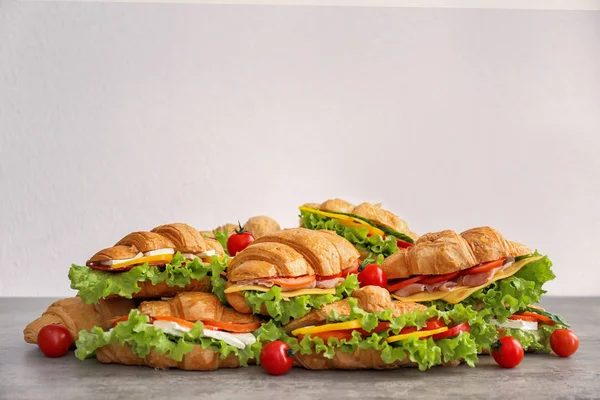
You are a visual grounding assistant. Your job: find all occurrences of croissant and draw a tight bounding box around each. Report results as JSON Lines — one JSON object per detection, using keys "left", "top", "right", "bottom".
{"left": 383, "top": 226, "right": 532, "bottom": 279}
{"left": 243, "top": 216, "right": 281, "bottom": 239}
{"left": 96, "top": 343, "right": 241, "bottom": 371}
{"left": 23, "top": 297, "right": 135, "bottom": 344}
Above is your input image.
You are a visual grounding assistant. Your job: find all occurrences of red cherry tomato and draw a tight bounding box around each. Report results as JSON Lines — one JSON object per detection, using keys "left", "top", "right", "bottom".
{"left": 260, "top": 340, "right": 294, "bottom": 376}
{"left": 358, "top": 264, "right": 388, "bottom": 288}
{"left": 37, "top": 324, "right": 72, "bottom": 358}
{"left": 491, "top": 336, "right": 524, "bottom": 368}
{"left": 227, "top": 225, "right": 255, "bottom": 256}
{"left": 550, "top": 329, "right": 579, "bottom": 357}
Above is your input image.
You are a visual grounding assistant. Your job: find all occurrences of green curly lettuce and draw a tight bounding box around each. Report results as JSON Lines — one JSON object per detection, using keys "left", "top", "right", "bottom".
{"left": 300, "top": 210, "right": 401, "bottom": 258}
{"left": 75, "top": 309, "right": 257, "bottom": 365}
{"left": 430, "top": 253, "right": 555, "bottom": 322}
{"left": 69, "top": 253, "right": 229, "bottom": 304}
{"left": 295, "top": 300, "right": 496, "bottom": 370}
{"left": 502, "top": 324, "right": 563, "bottom": 353}
{"left": 244, "top": 274, "right": 359, "bottom": 325}
{"left": 213, "top": 229, "right": 230, "bottom": 256}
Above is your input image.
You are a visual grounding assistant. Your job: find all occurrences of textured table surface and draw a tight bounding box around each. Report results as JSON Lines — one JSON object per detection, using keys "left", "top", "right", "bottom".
{"left": 1, "top": 297, "right": 598, "bottom": 400}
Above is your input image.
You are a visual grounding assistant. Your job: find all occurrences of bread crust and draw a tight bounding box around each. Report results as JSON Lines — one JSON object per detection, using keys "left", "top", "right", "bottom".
{"left": 320, "top": 198, "right": 355, "bottom": 214}
{"left": 23, "top": 297, "right": 135, "bottom": 344}
{"left": 136, "top": 292, "right": 260, "bottom": 324}
{"left": 151, "top": 223, "right": 208, "bottom": 253}
{"left": 89, "top": 245, "right": 139, "bottom": 263}
{"left": 294, "top": 348, "right": 418, "bottom": 370}
{"left": 115, "top": 232, "right": 175, "bottom": 253}
{"left": 106, "top": 277, "right": 212, "bottom": 300}
{"left": 228, "top": 242, "right": 314, "bottom": 281}
{"left": 243, "top": 216, "right": 281, "bottom": 239}
{"left": 252, "top": 228, "right": 343, "bottom": 277}
{"left": 382, "top": 226, "right": 533, "bottom": 279}
{"left": 96, "top": 343, "right": 241, "bottom": 371}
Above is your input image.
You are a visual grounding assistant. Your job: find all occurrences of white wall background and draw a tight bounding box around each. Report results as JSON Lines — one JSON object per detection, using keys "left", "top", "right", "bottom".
{"left": 1, "top": 2, "right": 599, "bottom": 297}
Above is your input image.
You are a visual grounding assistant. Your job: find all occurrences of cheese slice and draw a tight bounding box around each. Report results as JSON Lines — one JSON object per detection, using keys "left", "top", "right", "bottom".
{"left": 224, "top": 284, "right": 336, "bottom": 298}
{"left": 291, "top": 319, "right": 362, "bottom": 336}
{"left": 106, "top": 253, "right": 175, "bottom": 270}
{"left": 299, "top": 206, "right": 385, "bottom": 236}
{"left": 386, "top": 326, "right": 448, "bottom": 343}
{"left": 392, "top": 256, "right": 543, "bottom": 304}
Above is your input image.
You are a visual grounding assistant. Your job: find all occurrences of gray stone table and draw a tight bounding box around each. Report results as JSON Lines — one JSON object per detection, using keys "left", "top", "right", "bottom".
{"left": 1, "top": 297, "right": 598, "bottom": 400}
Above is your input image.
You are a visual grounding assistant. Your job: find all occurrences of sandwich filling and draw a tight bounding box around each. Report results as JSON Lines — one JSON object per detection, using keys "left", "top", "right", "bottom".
{"left": 75, "top": 310, "right": 262, "bottom": 365}
{"left": 69, "top": 253, "right": 229, "bottom": 304}
{"left": 258, "top": 298, "right": 497, "bottom": 371}
{"left": 299, "top": 206, "right": 413, "bottom": 258}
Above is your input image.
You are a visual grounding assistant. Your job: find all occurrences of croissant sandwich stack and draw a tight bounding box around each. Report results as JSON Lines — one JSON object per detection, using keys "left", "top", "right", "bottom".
{"left": 23, "top": 205, "right": 571, "bottom": 371}
{"left": 299, "top": 199, "right": 418, "bottom": 259}
{"left": 382, "top": 226, "right": 568, "bottom": 353}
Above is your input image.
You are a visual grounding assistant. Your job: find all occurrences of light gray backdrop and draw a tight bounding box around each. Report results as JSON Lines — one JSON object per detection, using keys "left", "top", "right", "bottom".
{"left": 1, "top": 2, "right": 599, "bottom": 296}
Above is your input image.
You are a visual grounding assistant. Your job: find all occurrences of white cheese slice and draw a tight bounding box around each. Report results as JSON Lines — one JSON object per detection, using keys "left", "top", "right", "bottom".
{"left": 492, "top": 319, "right": 538, "bottom": 331}
{"left": 153, "top": 320, "right": 192, "bottom": 337}
{"left": 143, "top": 248, "right": 175, "bottom": 257}
{"left": 202, "top": 330, "right": 247, "bottom": 349}
{"left": 100, "top": 252, "right": 143, "bottom": 266}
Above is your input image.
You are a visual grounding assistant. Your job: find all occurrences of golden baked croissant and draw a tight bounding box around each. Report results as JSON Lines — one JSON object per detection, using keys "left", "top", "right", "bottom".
{"left": 383, "top": 226, "right": 531, "bottom": 279}
{"left": 243, "top": 216, "right": 281, "bottom": 238}
{"left": 70, "top": 223, "right": 225, "bottom": 303}
{"left": 90, "top": 293, "right": 260, "bottom": 371}
{"left": 282, "top": 287, "right": 466, "bottom": 370}
{"left": 23, "top": 297, "right": 135, "bottom": 344}
{"left": 225, "top": 228, "right": 360, "bottom": 316}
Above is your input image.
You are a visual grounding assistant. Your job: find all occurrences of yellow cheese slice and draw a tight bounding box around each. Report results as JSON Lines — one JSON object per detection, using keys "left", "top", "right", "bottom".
{"left": 391, "top": 256, "right": 543, "bottom": 304}
{"left": 108, "top": 254, "right": 174, "bottom": 270}
{"left": 291, "top": 319, "right": 362, "bottom": 336}
{"left": 299, "top": 206, "right": 385, "bottom": 236}
{"left": 386, "top": 326, "right": 448, "bottom": 343}
{"left": 224, "top": 284, "right": 336, "bottom": 298}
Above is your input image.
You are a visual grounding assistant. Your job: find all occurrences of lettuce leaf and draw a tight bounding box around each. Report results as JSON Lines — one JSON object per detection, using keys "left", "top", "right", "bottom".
{"left": 300, "top": 210, "right": 399, "bottom": 258}
{"left": 430, "top": 253, "right": 555, "bottom": 322}
{"left": 244, "top": 275, "right": 359, "bottom": 325}
{"left": 213, "top": 229, "right": 230, "bottom": 256}
{"left": 74, "top": 310, "right": 257, "bottom": 365}
{"left": 69, "top": 253, "right": 229, "bottom": 304}
{"left": 502, "top": 324, "right": 562, "bottom": 353}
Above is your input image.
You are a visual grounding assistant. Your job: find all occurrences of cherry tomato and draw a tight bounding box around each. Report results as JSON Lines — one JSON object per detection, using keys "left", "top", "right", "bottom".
{"left": 227, "top": 224, "right": 255, "bottom": 256}
{"left": 358, "top": 264, "right": 387, "bottom": 288}
{"left": 260, "top": 340, "right": 294, "bottom": 376}
{"left": 491, "top": 336, "right": 524, "bottom": 368}
{"left": 37, "top": 324, "right": 72, "bottom": 358}
{"left": 550, "top": 329, "right": 579, "bottom": 357}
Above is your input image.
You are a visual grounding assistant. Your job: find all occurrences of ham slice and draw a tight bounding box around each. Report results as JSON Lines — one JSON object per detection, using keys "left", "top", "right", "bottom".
{"left": 315, "top": 277, "right": 346, "bottom": 289}
{"left": 235, "top": 278, "right": 317, "bottom": 292}
{"left": 457, "top": 266, "right": 502, "bottom": 287}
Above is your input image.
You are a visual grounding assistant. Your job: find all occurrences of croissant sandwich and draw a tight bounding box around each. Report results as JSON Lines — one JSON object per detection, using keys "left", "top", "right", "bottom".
{"left": 382, "top": 226, "right": 568, "bottom": 353}
{"left": 278, "top": 286, "right": 495, "bottom": 370}
{"left": 203, "top": 216, "right": 281, "bottom": 255}
{"left": 69, "top": 223, "right": 229, "bottom": 304}
{"left": 74, "top": 292, "right": 264, "bottom": 370}
{"left": 224, "top": 228, "right": 361, "bottom": 324}
{"left": 299, "top": 199, "right": 418, "bottom": 259}
{"left": 24, "top": 297, "right": 135, "bottom": 344}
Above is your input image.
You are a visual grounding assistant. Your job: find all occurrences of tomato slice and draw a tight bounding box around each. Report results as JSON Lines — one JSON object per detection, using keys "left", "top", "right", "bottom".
{"left": 508, "top": 314, "right": 539, "bottom": 323}
{"left": 420, "top": 271, "right": 461, "bottom": 285}
{"left": 398, "top": 318, "right": 445, "bottom": 335}
{"left": 462, "top": 258, "right": 505, "bottom": 275}
{"left": 271, "top": 275, "right": 316, "bottom": 288}
{"left": 431, "top": 322, "right": 470, "bottom": 340}
{"left": 201, "top": 320, "right": 261, "bottom": 333}
{"left": 316, "top": 272, "right": 342, "bottom": 281}
{"left": 298, "top": 330, "right": 354, "bottom": 342}
{"left": 516, "top": 311, "right": 556, "bottom": 325}
{"left": 341, "top": 263, "right": 359, "bottom": 278}
{"left": 387, "top": 276, "right": 423, "bottom": 292}
{"left": 397, "top": 240, "right": 413, "bottom": 249}
{"left": 355, "top": 321, "right": 390, "bottom": 336}
{"left": 153, "top": 316, "right": 196, "bottom": 330}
